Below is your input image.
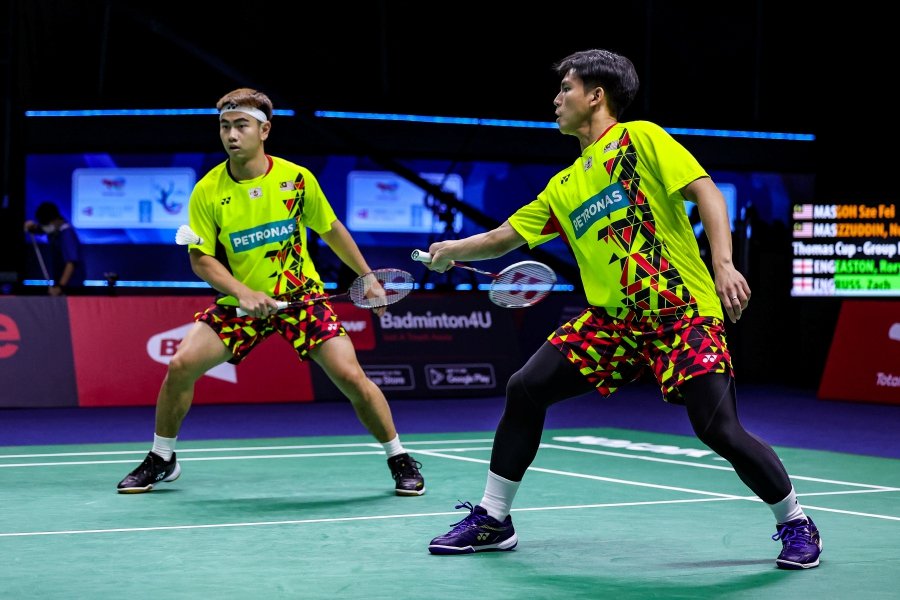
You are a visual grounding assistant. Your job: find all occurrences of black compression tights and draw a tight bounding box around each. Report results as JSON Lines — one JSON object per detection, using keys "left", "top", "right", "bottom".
{"left": 491, "top": 342, "right": 792, "bottom": 505}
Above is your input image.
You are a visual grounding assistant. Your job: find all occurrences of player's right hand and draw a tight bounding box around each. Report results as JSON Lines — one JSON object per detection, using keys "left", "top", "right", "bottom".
{"left": 237, "top": 290, "right": 279, "bottom": 318}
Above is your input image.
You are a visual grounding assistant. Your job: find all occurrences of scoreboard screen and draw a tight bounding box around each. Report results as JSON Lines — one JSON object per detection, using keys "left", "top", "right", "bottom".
{"left": 790, "top": 201, "right": 900, "bottom": 296}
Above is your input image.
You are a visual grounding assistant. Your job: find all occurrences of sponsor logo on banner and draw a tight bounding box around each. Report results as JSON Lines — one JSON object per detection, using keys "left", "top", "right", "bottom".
{"left": 0, "top": 297, "right": 78, "bottom": 407}
{"left": 362, "top": 365, "right": 415, "bottom": 389}
{"left": 0, "top": 313, "right": 20, "bottom": 359}
{"left": 425, "top": 363, "right": 496, "bottom": 390}
{"left": 889, "top": 322, "right": 900, "bottom": 342}
{"left": 68, "top": 296, "right": 315, "bottom": 407}
{"left": 146, "top": 323, "right": 237, "bottom": 383}
{"left": 333, "top": 302, "right": 375, "bottom": 350}
{"left": 819, "top": 301, "right": 900, "bottom": 405}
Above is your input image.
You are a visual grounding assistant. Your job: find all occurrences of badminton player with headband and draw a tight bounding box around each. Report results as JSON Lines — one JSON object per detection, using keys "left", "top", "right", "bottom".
{"left": 424, "top": 49, "right": 821, "bottom": 570}
{"left": 116, "top": 88, "right": 425, "bottom": 497}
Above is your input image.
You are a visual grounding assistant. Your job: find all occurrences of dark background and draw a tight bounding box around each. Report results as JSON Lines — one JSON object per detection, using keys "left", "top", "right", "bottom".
{"left": 1, "top": 1, "right": 896, "bottom": 389}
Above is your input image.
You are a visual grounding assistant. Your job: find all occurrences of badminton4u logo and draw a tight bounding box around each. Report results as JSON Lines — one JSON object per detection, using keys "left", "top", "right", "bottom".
{"left": 146, "top": 323, "right": 237, "bottom": 383}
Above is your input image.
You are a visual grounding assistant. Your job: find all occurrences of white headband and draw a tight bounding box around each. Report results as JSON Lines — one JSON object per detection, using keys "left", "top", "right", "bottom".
{"left": 219, "top": 103, "right": 269, "bottom": 123}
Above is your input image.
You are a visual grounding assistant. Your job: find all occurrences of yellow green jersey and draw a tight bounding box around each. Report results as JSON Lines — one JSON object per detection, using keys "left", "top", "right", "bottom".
{"left": 509, "top": 120, "right": 722, "bottom": 319}
{"left": 187, "top": 155, "right": 336, "bottom": 296}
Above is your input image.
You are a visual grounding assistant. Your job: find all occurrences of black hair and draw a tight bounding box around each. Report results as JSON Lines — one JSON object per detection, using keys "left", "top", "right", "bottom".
{"left": 35, "top": 201, "right": 62, "bottom": 225}
{"left": 553, "top": 49, "right": 640, "bottom": 118}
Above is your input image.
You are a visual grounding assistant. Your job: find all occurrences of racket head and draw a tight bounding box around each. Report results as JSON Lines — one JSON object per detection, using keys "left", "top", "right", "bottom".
{"left": 348, "top": 268, "right": 415, "bottom": 309}
{"left": 488, "top": 260, "right": 556, "bottom": 308}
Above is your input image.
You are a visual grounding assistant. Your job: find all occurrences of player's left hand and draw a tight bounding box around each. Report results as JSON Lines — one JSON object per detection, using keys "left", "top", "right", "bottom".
{"left": 715, "top": 268, "right": 751, "bottom": 323}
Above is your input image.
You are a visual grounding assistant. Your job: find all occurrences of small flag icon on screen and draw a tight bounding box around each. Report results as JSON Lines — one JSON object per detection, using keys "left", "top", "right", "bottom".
{"left": 793, "top": 204, "right": 813, "bottom": 219}
{"left": 793, "top": 258, "right": 813, "bottom": 274}
{"left": 793, "top": 277, "right": 813, "bottom": 291}
{"left": 793, "top": 221, "right": 813, "bottom": 238}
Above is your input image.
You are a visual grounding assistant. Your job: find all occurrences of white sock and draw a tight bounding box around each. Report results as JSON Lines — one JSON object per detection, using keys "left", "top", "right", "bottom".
{"left": 769, "top": 487, "right": 806, "bottom": 524}
{"left": 382, "top": 434, "right": 405, "bottom": 458}
{"left": 152, "top": 434, "right": 177, "bottom": 461}
{"left": 479, "top": 471, "right": 520, "bottom": 521}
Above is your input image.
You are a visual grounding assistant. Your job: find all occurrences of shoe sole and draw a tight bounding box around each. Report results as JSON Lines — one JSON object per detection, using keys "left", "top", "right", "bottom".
{"left": 117, "top": 462, "right": 182, "bottom": 494}
{"left": 396, "top": 486, "right": 426, "bottom": 496}
{"left": 776, "top": 558, "right": 820, "bottom": 569}
{"left": 428, "top": 533, "right": 518, "bottom": 555}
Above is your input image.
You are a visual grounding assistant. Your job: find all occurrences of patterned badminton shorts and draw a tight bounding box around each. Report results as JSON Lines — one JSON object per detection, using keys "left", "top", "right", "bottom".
{"left": 548, "top": 306, "right": 733, "bottom": 403}
{"left": 196, "top": 292, "right": 346, "bottom": 365}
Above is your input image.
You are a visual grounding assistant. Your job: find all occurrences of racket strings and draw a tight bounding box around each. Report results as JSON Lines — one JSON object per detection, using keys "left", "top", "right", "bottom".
{"left": 490, "top": 262, "right": 556, "bottom": 308}
{"left": 348, "top": 269, "right": 415, "bottom": 309}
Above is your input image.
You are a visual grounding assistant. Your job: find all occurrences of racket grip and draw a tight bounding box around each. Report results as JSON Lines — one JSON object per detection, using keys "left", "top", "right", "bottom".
{"left": 411, "top": 249, "right": 432, "bottom": 263}
{"left": 236, "top": 301, "right": 288, "bottom": 317}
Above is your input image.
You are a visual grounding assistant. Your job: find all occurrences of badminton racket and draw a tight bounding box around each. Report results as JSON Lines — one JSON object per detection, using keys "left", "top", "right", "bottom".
{"left": 175, "top": 224, "right": 204, "bottom": 246}
{"left": 29, "top": 233, "right": 51, "bottom": 281}
{"left": 217, "top": 268, "right": 416, "bottom": 316}
{"left": 411, "top": 249, "right": 556, "bottom": 308}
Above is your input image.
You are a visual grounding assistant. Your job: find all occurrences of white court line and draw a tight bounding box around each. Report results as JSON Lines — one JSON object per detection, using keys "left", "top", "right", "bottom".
{"left": 411, "top": 443, "right": 900, "bottom": 492}
{"left": 3, "top": 438, "right": 897, "bottom": 493}
{"left": 2, "top": 495, "right": 898, "bottom": 539}
{"left": 0, "top": 439, "right": 495, "bottom": 460}
{"left": 0, "top": 497, "right": 766, "bottom": 538}
{"left": 538, "top": 443, "right": 899, "bottom": 490}
{"left": 0, "top": 449, "right": 434, "bottom": 469}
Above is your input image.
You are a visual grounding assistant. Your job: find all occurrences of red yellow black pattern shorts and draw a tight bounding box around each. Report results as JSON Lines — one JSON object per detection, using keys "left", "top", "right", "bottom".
{"left": 195, "top": 292, "right": 347, "bottom": 365}
{"left": 548, "top": 306, "right": 733, "bottom": 403}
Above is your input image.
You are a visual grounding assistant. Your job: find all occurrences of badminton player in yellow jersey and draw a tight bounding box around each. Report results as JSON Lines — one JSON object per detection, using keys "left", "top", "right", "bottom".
{"left": 117, "top": 88, "right": 424, "bottom": 497}
{"left": 425, "top": 50, "right": 821, "bottom": 569}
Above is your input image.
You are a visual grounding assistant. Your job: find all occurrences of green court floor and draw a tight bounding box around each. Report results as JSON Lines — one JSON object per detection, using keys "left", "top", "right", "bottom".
{"left": 1, "top": 428, "right": 898, "bottom": 599}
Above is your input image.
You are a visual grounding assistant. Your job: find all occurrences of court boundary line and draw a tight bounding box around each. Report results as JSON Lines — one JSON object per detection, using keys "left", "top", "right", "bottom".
{"left": 3, "top": 438, "right": 897, "bottom": 493}
{"left": 3, "top": 493, "right": 898, "bottom": 539}
{"left": 0, "top": 497, "right": 795, "bottom": 538}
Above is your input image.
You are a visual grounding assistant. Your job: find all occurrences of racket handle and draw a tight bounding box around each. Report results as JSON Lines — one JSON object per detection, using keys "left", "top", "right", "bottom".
{"left": 411, "top": 249, "right": 432, "bottom": 263}
{"left": 236, "top": 301, "right": 288, "bottom": 317}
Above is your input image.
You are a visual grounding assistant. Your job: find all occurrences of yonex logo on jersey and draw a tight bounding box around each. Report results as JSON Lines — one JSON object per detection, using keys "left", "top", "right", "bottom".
{"left": 230, "top": 219, "right": 295, "bottom": 252}
{"left": 221, "top": 196, "right": 231, "bottom": 205}
{"left": 560, "top": 174, "right": 570, "bottom": 185}
{"left": 702, "top": 354, "right": 718, "bottom": 364}
{"left": 568, "top": 181, "right": 628, "bottom": 239}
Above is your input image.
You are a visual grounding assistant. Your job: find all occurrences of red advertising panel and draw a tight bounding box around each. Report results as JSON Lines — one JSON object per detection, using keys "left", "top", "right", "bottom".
{"left": 818, "top": 300, "right": 900, "bottom": 405}
{"left": 0, "top": 297, "right": 79, "bottom": 407}
{"left": 68, "top": 296, "right": 314, "bottom": 407}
